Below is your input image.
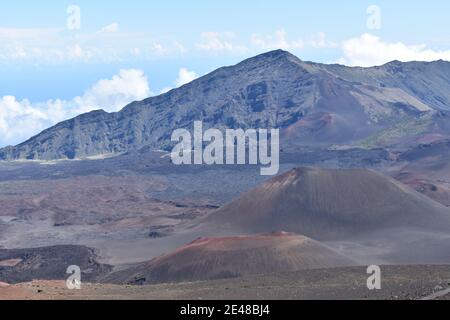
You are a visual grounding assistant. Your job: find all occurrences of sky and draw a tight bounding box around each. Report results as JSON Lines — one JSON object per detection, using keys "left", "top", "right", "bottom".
{"left": 1, "top": 0, "right": 450, "bottom": 146}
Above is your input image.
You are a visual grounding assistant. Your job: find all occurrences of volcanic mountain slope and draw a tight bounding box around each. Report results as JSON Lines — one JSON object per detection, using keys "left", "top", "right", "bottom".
{"left": 390, "top": 139, "right": 450, "bottom": 206}
{"left": 206, "top": 167, "right": 450, "bottom": 240}
{"left": 2, "top": 50, "right": 450, "bottom": 160}
{"left": 325, "top": 59, "right": 450, "bottom": 111}
{"left": 104, "top": 232, "right": 355, "bottom": 285}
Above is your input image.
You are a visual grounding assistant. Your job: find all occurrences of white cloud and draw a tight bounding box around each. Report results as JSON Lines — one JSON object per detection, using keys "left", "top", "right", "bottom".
{"left": 160, "top": 68, "right": 198, "bottom": 94}
{"left": 0, "top": 26, "right": 187, "bottom": 64}
{"left": 0, "top": 69, "right": 151, "bottom": 146}
{"left": 197, "top": 32, "right": 247, "bottom": 53}
{"left": 175, "top": 68, "right": 197, "bottom": 87}
{"left": 251, "top": 28, "right": 304, "bottom": 51}
{"left": 67, "top": 44, "right": 92, "bottom": 61}
{"left": 150, "top": 42, "right": 169, "bottom": 55}
{"left": 74, "top": 69, "right": 151, "bottom": 113}
{"left": 173, "top": 41, "right": 187, "bottom": 55}
{"left": 198, "top": 29, "right": 334, "bottom": 54}
{"left": 138, "top": 39, "right": 188, "bottom": 58}
{"left": 130, "top": 47, "right": 141, "bottom": 56}
{"left": 0, "top": 96, "right": 67, "bottom": 146}
{"left": 0, "top": 27, "right": 61, "bottom": 39}
{"left": 4, "top": 25, "right": 450, "bottom": 67}
{"left": 307, "top": 32, "right": 337, "bottom": 49}
{"left": 0, "top": 28, "right": 64, "bottom": 62}
{"left": 100, "top": 23, "right": 119, "bottom": 34}
{"left": 339, "top": 33, "right": 450, "bottom": 67}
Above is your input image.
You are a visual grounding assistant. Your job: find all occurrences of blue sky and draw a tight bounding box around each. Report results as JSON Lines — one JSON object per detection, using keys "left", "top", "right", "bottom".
{"left": 1, "top": 0, "right": 450, "bottom": 146}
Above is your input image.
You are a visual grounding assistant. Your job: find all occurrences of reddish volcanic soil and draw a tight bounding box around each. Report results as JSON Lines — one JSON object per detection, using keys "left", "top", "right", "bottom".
{"left": 104, "top": 232, "right": 354, "bottom": 285}
{"left": 390, "top": 140, "right": 450, "bottom": 206}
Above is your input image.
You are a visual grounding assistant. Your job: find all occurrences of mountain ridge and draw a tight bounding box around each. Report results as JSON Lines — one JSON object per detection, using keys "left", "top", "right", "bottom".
{"left": 2, "top": 49, "right": 450, "bottom": 160}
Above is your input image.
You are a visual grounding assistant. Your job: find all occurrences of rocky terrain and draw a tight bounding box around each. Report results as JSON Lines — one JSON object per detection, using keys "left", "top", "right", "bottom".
{"left": 388, "top": 140, "right": 450, "bottom": 206}
{"left": 2, "top": 160, "right": 450, "bottom": 289}
{"left": 2, "top": 50, "right": 450, "bottom": 160}
{"left": 0, "top": 245, "right": 111, "bottom": 284}
{"left": 2, "top": 265, "right": 450, "bottom": 300}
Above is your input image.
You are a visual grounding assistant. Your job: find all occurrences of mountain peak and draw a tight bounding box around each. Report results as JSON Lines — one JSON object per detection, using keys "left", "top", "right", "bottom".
{"left": 237, "top": 49, "right": 301, "bottom": 66}
{"left": 258, "top": 49, "right": 297, "bottom": 59}
{"left": 208, "top": 166, "right": 450, "bottom": 240}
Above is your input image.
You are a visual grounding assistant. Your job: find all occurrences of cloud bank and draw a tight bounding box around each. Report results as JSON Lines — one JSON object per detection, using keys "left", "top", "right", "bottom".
{"left": 0, "top": 69, "right": 151, "bottom": 146}
{"left": 338, "top": 33, "right": 450, "bottom": 67}
{"left": 0, "top": 25, "right": 187, "bottom": 64}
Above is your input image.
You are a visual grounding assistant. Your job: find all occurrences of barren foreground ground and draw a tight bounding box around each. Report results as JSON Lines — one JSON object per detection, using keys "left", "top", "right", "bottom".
{"left": 1, "top": 265, "right": 450, "bottom": 300}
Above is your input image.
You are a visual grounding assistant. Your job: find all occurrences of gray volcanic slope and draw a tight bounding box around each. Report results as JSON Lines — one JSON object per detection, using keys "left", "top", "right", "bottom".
{"left": 0, "top": 245, "right": 112, "bottom": 284}
{"left": 104, "top": 232, "right": 355, "bottom": 285}
{"left": 206, "top": 167, "right": 450, "bottom": 240}
{"left": 2, "top": 50, "right": 450, "bottom": 160}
